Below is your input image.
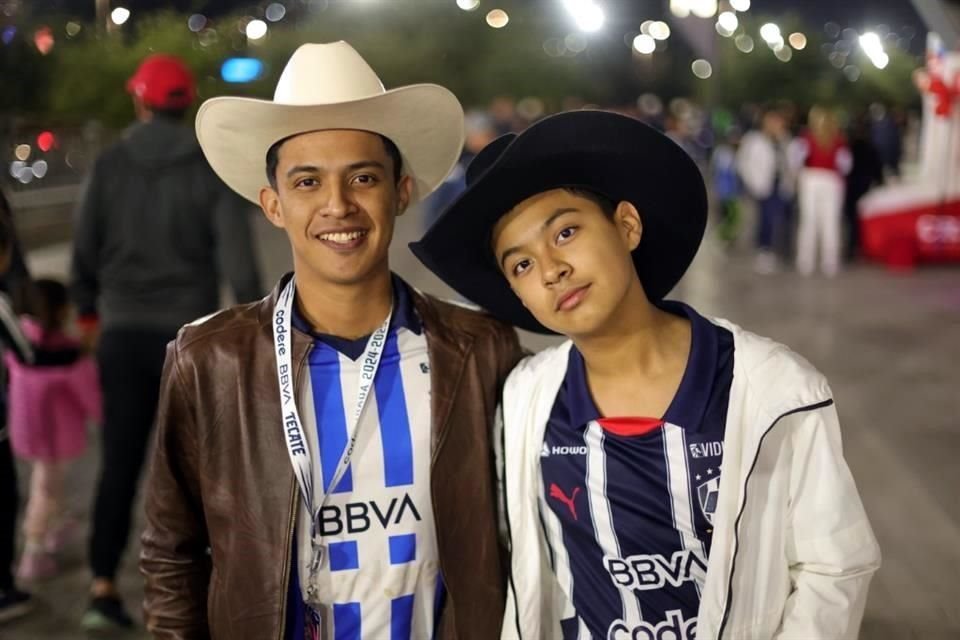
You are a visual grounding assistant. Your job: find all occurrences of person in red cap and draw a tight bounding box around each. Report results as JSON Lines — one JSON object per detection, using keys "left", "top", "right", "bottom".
{"left": 125, "top": 54, "right": 197, "bottom": 114}
{"left": 70, "top": 53, "right": 263, "bottom": 631}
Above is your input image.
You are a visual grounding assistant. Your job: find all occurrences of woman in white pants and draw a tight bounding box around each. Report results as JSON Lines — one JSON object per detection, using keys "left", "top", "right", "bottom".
{"left": 793, "top": 107, "right": 852, "bottom": 276}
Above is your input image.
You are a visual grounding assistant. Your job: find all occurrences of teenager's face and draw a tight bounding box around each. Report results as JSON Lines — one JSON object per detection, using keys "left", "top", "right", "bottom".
{"left": 259, "top": 129, "right": 411, "bottom": 288}
{"left": 492, "top": 189, "right": 643, "bottom": 338}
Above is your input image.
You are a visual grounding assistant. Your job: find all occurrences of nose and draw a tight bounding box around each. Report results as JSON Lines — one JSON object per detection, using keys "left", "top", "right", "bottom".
{"left": 541, "top": 252, "right": 571, "bottom": 287}
{"left": 319, "top": 180, "right": 354, "bottom": 219}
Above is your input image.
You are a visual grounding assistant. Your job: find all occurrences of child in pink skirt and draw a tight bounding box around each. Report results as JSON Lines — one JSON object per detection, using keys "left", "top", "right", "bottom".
{"left": 5, "top": 279, "right": 101, "bottom": 580}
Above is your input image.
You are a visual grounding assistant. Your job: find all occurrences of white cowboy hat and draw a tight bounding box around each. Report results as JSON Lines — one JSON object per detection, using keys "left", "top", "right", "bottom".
{"left": 196, "top": 41, "right": 464, "bottom": 204}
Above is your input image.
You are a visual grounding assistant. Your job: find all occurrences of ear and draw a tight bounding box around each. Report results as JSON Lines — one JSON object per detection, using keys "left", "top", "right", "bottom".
{"left": 259, "top": 186, "right": 285, "bottom": 229}
{"left": 395, "top": 175, "right": 413, "bottom": 217}
{"left": 613, "top": 201, "right": 642, "bottom": 251}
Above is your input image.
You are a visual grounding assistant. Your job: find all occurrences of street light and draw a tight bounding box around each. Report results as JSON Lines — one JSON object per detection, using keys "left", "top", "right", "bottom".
{"left": 633, "top": 34, "right": 656, "bottom": 54}
{"left": 760, "top": 23, "right": 781, "bottom": 44}
{"left": 670, "top": 0, "right": 691, "bottom": 18}
{"left": 486, "top": 9, "right": 509, "bottom": 28}
{"left": 716, "top": 11, "right": 737, "bottom": 36}
{"left": 246, "top": 19, "right": 268, "bottom": 39}
{"left": 110, "top": 7, "right": 130, "bottom": 26}
{"left": 717, "top": 11, "right": 738, "bottom": 32}
{"left": 735, "top": 34, "right": 755, "bottom": 52}
{"left": 562, "top": 0, "right": 605, "bottom": 33}
{"left": 690, "top": 0, "right": 718, "bottom": 19}
{"left": 649, "top": 21, "right": 670, "bottom": 41}
{"left": 859, "top": 31, "right": 889, "bottom": 69}
{"left": 692, "top": 59, "right": 713, "bottom": 78}
{"left": 265, "top": 3, "right": 287, "bottom": 22}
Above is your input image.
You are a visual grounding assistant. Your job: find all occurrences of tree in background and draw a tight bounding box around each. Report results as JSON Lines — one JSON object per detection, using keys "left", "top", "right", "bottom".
{"left": 1, "top": 3, "right": 923, "bottom": 130}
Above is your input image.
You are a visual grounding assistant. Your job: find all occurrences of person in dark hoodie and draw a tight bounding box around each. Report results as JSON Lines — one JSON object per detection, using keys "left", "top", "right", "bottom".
{"left": 69, "top": 53, "right": 263, "bottom": 631}
{"left": 0, "top": 192, "right": 36, "bottom": 624}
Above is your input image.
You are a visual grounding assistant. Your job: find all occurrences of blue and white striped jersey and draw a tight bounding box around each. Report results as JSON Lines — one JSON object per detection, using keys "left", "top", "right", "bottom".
{"left": 288, "top": 278, "right": 442, "bottom": 640}
{"left": 539, "top": 302, "right": 734, "bottom": 640}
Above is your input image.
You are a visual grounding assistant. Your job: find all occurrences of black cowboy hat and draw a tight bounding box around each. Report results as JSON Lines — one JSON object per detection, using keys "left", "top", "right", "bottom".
{"left": 410, "top": 109, "right": 707, "bottom": 334}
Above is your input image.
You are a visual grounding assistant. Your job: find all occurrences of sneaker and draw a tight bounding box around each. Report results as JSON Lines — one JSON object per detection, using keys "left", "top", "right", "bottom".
{"left": 0, "top": 588, "right": 33, "bottom": 623}
{"left": 81, "top": 595, "right": 134, "bottom": 632}
{"left": 16, "top": 550, "right": 58, "bottom": 582}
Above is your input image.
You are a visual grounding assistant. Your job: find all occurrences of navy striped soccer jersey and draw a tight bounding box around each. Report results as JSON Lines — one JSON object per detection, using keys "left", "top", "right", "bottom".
{"left": 286, "top": 278, "right": 443, "bottom": 640}
{"left": 539, "top": 301, "right": 734, "bottom": 640}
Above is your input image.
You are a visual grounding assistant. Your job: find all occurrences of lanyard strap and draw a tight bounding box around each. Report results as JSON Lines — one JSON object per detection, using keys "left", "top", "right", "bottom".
{"left": 272, "top": 276, "right": 392, "bottom": 531}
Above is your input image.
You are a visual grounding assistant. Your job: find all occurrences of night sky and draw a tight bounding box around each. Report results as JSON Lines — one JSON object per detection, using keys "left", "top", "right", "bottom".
{"left": 24, "top": 0, "right": 931, "bottom": 58}
{"left": 42, "top": 0, "right": 930, "bottom": 34}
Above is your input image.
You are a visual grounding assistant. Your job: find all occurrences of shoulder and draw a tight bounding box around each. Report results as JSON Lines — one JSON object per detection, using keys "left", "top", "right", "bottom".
{"left": 710, "top": 316, "right": 832, "bottom": 406}
{"left": 172, "top": 296, "right": 268, "bottom": 364}
{"left": 505, "top": 341, "right": 572, "bottom": 390}
{"left": 91, "top": 140, "right": 128, "bottom": 170}
{"left": 415, "top": 291, "right": 518, "bottom": 345}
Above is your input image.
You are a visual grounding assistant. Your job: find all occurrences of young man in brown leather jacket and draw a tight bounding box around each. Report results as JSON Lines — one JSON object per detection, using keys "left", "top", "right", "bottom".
{"left": 140, "top": 42, "right": 523, "bottom": 640}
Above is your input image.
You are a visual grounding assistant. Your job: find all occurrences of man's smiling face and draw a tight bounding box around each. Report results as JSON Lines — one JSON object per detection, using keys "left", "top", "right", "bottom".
{"left": 259, "top": 129, "right": 411, "bottom": 288}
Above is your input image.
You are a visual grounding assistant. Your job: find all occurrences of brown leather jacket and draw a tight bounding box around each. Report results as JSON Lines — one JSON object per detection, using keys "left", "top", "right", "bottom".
{"left": 140, "top": 275, "right": 524, "bottom": 639}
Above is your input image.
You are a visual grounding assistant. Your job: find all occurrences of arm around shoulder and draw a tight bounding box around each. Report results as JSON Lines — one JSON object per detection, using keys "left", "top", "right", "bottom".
{"left": 140, "top": 338, "right": 212, "bottom": 640}
{"left": 776, "top": 399, "right": 881, "bottom": 639}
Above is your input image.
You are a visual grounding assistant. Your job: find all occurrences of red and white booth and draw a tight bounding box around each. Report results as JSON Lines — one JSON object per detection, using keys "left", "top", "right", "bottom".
{"left": 859, "top": 33, "right": 960, "bottom": 268}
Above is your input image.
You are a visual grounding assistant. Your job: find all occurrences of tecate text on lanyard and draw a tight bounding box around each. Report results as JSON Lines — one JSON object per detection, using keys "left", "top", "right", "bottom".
{"left": 271, "top": 276, "right": 392, "bottom": 587}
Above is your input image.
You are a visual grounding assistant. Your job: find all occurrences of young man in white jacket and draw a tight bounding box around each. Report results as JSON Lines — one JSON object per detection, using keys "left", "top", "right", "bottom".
{"left": 412, "top": 110, "right": 880, "bottom": 640}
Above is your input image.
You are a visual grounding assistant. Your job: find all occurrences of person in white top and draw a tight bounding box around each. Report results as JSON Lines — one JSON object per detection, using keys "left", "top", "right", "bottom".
{"left": 413, "top": 110, "right": 880, "bottom": 640}
{"left": 736, "top": 108, "right": 797, "bottom": 274}
{"left": 791, "top": 106, "right": 854, "bottom": 277}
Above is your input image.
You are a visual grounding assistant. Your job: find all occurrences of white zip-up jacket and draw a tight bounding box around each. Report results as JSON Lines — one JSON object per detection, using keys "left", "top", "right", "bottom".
{"left": 735, "top": 131, "right": 797, "bottom": 200}
{"left": 496, "top": 317, "right": 880, "bottom": 640}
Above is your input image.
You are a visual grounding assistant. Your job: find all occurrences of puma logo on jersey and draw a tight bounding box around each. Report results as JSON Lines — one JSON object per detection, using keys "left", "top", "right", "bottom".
{"left": 549, "top": 483, "right": 582, "bottom": 520}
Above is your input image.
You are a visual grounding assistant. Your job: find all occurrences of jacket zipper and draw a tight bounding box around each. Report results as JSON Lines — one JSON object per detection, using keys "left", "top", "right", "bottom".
{"left": 276, "top": 346, "right": 313, "bottom": 640}
{"left": 716, "top": 399, "right": 834, "bottom": 640}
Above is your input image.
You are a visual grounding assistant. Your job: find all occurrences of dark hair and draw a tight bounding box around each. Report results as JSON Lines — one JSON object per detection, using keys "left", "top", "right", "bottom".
{"left": 30, "top": 279, "right": 70, "bottom": 332}
{"left": 265, "top": 133, "right": 403, "bottom": 189}
{"left": 146, "top": 88, "right": 191, "bottom": 120}
{"left": 149, "top": 106, "right": 189, "bottom": 121}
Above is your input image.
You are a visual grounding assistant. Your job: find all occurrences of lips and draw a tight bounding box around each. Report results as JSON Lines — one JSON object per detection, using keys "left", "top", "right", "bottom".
{"left": 555, "top": 284, "right": 591, "bottom": 312}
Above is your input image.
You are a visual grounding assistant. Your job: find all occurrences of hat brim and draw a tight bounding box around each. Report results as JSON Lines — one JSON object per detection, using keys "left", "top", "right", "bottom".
{"left": 410, "top": 110, "right": 707, "bottom": 335}
{"left": 196, "top": 84, "right": 464, "bottom": 204}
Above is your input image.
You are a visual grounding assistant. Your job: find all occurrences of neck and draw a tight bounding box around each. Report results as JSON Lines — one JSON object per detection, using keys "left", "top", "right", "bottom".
{"left": 573, "top": 282, "right": 680, "bottom": 381}
{"left": 293, "top": 267, "right": 393, "bottom": 339}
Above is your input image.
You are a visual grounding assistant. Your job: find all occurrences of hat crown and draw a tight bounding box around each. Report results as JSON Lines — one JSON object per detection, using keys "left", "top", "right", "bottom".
{"left": 466, "top": 133, "right": 515, "bottom": 185}
{"left": 273, "top": 42, "right": 386, "bottom": 106}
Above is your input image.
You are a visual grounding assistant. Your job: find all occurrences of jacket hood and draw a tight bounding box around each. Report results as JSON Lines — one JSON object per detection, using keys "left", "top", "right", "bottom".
{"left": 121, "top": 118, "right": 202, "bottom": 168}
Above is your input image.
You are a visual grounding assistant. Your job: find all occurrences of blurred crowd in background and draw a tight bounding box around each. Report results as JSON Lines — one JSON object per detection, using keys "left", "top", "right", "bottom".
{"left": 422, "top": 93, "right": 910, "bottom": 276}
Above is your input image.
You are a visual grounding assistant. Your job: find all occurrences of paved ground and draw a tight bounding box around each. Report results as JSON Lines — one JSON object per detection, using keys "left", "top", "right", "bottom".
{"left": 4, "top": 204, "right": 960, "bottom": 639}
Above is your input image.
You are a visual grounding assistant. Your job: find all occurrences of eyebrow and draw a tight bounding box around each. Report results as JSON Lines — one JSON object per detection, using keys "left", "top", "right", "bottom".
{"left": 498, "top": 207, "right": 579, "bottom": 271}
{"left": 286, "top": 160, "right": 387, "bottom": 178}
